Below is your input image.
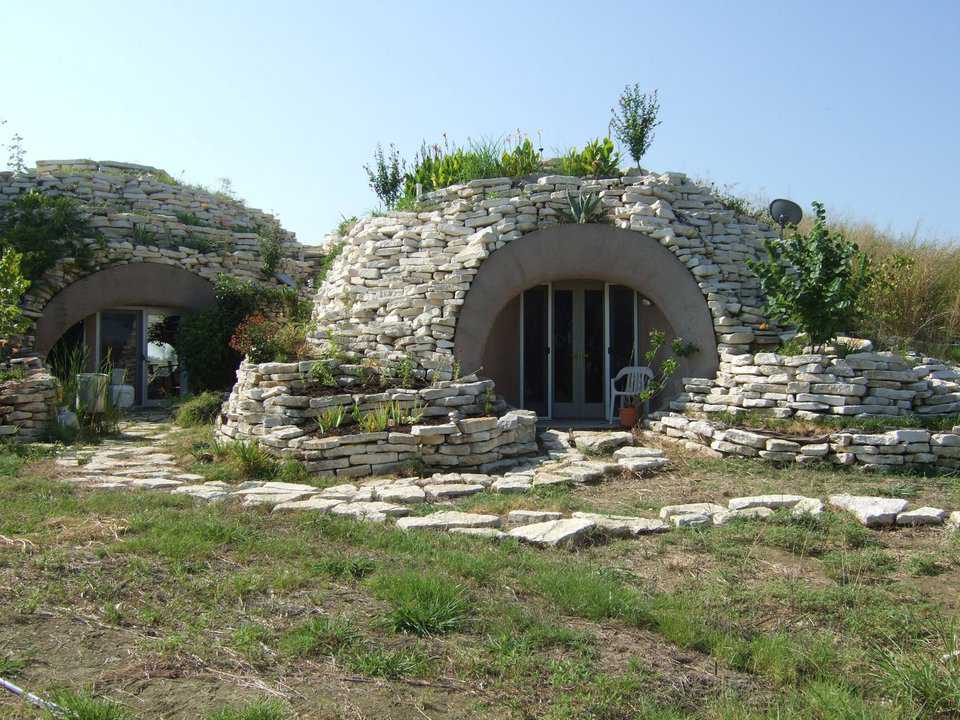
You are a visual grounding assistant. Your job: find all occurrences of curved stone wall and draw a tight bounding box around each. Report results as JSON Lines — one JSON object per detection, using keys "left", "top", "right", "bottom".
{"left": 0, "top": 160, "right": 326, "bottom": 352}
{"left": 454, "top": 223, "right": 719, "bottom": 380}
{"left": 310, "top": 171, "right": 783, "bottom": 383}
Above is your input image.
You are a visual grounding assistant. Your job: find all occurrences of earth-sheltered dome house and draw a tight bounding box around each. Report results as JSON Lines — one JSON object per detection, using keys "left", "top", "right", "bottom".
{"left": 3, "top": 161, "right": 959, "bottom": 477}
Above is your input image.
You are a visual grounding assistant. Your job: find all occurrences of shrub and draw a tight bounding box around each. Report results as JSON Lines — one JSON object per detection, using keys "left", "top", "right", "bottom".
{"left": 0, "top": 248, "right": 29, "bottom": 354}
{"left": 229, "top": 313, "right": 306, "bottom": 364}
{"left": 500, "top": 137, "right": 541, "bottom": 177}
{"left": 609, "top": 85, "right": 661, "bottom": 169}
{"left": 748, "top": 202, "right": 871, "bottom": 349}
{"left": 558, "top": 137, "right": 620, "bottom": 179}
{"left": 175, "top": 392, "right": 224, "bottom": 427}
{"left": 0, "top": 189, "right": 92, "bottom": 281}
{"left": 256, "top": 223, "right": 283, "bottom": 276}
{"left": 176, "top": 276, "right": 310, "bottom": 391}
{"left": 364, "top": 143, "right": 405, "bottom": 208}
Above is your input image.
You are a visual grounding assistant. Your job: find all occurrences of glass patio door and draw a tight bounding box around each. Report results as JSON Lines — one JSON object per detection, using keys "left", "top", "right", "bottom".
{"left": 552, "top": 282, "right": 605, "bottom": 418}
{"left": 143, "top": 311, "right": 182, "bottom": 405}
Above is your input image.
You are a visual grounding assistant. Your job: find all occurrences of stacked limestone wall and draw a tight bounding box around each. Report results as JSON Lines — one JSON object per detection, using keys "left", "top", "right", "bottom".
{"left": 309, "top": 171, "right": 784, "bottom": 381}
{"left": 0, "top": 357, "right": 58, "bottom": 440}
{"left": 216, "top": 360, "right": 538, "bottom": 477}
{"left": 651, "top": 413, "right": 960, "bottom": 472}
{"left": 0, "top": 160, "right": 325, "bottom": 346}
{"left": 672, "top": 351, "right": 960, "bottom": 419}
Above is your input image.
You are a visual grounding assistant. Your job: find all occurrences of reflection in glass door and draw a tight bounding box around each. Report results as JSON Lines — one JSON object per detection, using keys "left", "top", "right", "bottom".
{"left": 99, "top": 310, "right": 140, "bottom": 392}
{"left": 144, "top": 312, "right": 182, "bottom": 405}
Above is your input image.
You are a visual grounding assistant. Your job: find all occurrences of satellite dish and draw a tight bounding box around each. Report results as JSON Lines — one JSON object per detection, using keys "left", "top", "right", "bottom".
{"left": 768, "top": 199, "right": 803, "bottom": 229}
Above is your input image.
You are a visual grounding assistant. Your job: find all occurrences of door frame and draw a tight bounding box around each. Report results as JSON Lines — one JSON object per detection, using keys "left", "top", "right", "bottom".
{"left": 94, "top": 306, "right": 187, "bottom": 407}
{"left": 519, "top": 283, "right": 640, "bottom": 420}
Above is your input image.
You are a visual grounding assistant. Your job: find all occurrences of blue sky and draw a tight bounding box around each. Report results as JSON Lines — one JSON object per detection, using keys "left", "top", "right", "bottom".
{"left": 4, "top": 0, "right": 959, "bottom": 245}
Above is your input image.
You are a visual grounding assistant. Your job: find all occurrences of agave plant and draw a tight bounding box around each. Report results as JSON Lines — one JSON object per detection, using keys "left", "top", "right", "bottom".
{"left": 560, "top": 191, "right": 605, "bottom": 224}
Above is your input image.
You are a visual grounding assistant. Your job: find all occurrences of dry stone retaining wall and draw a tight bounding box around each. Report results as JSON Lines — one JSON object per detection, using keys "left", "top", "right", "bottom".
{"left": 651, "top": 412, "right": 960, "bottom": 472}
{"left": 672, "top": 350, "right": 960, "bottom": 419}
{"left": 0, "top": 356, "right": 58, "bottom": 440}
{"left": 216, "top": 359, "right": 538, "bottom": 477}
{"left": 310, "top": 171, "right": 784, "bottom": 381}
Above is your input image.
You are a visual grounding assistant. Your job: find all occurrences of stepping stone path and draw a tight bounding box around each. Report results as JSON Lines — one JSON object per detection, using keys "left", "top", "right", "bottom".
{"left": 50, "top": 415, "right": 960, "bottom": 551}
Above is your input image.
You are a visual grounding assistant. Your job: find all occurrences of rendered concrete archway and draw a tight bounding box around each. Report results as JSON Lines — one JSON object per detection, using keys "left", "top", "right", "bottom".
{"left": 454, "top": 224, "right": 719, "bottom": 380}
{"left": 35, "top": 263, "right": 216, "bottom": 355}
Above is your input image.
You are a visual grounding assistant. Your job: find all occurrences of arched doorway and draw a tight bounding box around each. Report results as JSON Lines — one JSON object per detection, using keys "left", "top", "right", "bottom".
{"left": 454, "top": 224, "right": 718, "bottom": 419}
{"left": 36, "top": 263, "right": 216, "bottom": 405}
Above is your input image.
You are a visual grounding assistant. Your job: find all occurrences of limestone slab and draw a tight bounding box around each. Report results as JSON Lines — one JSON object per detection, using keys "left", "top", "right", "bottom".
{"left": 396, "top": 511, "right": 500, "bottom": 531}
{"left": 571, "top": 512, "right": 669, "bottom": 536}
{"left": 727, "top": 494, "right": 806, "bottom": 511}
{"left": 828, "top": 494, "right": 910, "bottom": 527}
{"left": 508, "top": 518, "right": 596, "bottom": 547}
{"left": 659, "top": 502, "right": 725, "bottom": 519}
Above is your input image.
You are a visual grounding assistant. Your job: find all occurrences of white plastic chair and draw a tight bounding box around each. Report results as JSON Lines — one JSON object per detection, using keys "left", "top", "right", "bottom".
{"left": 609, "top": 366, "right": 654, "bottom": 423}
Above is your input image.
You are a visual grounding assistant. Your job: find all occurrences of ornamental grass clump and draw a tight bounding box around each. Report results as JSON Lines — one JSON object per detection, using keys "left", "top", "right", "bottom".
{"left": 373, "top": 571, "right": 472, "bottom": 636}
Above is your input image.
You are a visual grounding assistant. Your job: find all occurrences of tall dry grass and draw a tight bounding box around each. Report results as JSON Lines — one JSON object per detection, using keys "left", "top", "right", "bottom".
{"left": 835, "top": 219, "right": 960, "bottom": 356}
{"left": 766, "top": 206, "right": 960, "bottom": 358}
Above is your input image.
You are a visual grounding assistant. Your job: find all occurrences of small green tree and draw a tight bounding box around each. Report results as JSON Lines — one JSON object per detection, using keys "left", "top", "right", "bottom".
{"left": 609, "top": 85, "right": 661, "bottom": 168}
{"left": 364, "top": 143, "right": 405, "bottom": 208}
{"left": 748, "top": 202, "right": 871, "bottom": 349}
{"left": 0, "top": 248, "right": 30, "bottom": 353}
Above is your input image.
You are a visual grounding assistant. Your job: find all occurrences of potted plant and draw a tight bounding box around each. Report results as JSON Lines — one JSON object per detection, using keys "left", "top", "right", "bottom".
{"left": 618, "top": 402, "right": 639, "bottom": 429}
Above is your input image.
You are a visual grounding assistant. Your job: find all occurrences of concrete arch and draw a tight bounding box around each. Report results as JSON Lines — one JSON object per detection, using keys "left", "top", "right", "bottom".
{"left": 35, "top": 262, "right": 216, "bottom": 355}
{"left": 454, "top": 223, "right": 719, "bottom": 379}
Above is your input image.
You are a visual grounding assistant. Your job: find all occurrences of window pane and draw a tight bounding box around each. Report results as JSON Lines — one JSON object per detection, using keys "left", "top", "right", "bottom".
{"left": 522, "top": 286, "right": 548, "bottom": 415}
{"left": 584, "top": 289, "right": 604, "bottom": 404}
{"left": 553, "top": 290, "right": 573, "bottom": 404}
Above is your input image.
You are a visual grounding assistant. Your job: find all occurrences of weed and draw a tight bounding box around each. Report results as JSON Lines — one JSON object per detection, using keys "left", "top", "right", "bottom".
{"left": 174, "top": 210, "right": 203, "bottom": 226}
{"left": 175, "top": 392, "right": 223, "bottom": 427}
{"left": 822, "top": 547, "right": 898, "bottom": 584}
{"left": 309, "top": 360, "right": 337, "bottom": 388}
{"left": 0, "top": 651, "right": 26, "bottom": 677}
{"left": 345, "top": 646, "right": 431, "bottom": 679}
{"left": 228, "top": 441, "right": 277, "bottom": 480}
{"left": 279, "top": 616, "right": 358, "bottom": 657}
{"left": 372, "top": 571, "right": 472, "bottom": 636}
{"left": 205, "top": 700, "right": 288, "bottom": 720}
{"left": 906, "top": 553, "right": 945, "bottom": 577}
{"left": 313, "top": 556, "right": 376, "bottom": 580}
{"left": 48, "top": 690, "right": 131, "bottom": 719}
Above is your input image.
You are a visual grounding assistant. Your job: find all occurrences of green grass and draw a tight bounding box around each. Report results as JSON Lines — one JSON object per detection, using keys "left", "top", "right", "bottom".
{"left": 48, "top": 690, "right": 132, "bottom": 719}
{"left": 0, "top": 651, "right": 26, "bottom": 677}
{"left": 372, "top": 570, "right": 473, "bottom": 636}
{"left": 345, "top": 646, "right": 432, "bottom": 679}
{"left": 5, "top": 439, "right": 960, "bottom": 719}
{"left": 204, "top": 700, "right": 288, "bottom": 720}
{"left": 279, "top": 616, "right": 358, "bottom": 657}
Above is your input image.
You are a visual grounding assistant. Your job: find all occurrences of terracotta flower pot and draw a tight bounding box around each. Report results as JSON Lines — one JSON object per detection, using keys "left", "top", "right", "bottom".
{"left": 618, "top": 405, "right": 638, "bottom": 429}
